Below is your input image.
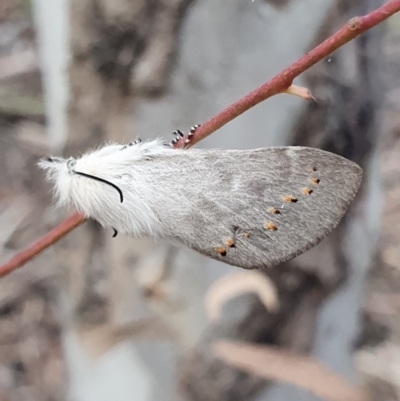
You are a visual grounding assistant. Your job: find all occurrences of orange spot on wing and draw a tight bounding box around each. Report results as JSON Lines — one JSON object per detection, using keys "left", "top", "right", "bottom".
{"left": 283, "top": 195, "right": 298, "bottom": 203}
{"left": 225, "top": 239, "right": 235, "bottom": 248}
{"left": 264, "top": 222, "right": 277, "bottom": 231}
{"left": 216, "top": 246, "right": 227, "bottom": 256}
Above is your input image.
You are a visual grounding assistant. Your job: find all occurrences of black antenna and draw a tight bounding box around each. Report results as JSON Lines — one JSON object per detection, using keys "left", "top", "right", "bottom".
{"left": 73, "top": 171, "right": 124, "bottom": 203}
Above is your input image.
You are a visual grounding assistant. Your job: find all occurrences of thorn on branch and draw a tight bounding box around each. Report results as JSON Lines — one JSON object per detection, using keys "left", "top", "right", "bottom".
{"left": 283, "top": 85, "right": 316, "bottom": 102}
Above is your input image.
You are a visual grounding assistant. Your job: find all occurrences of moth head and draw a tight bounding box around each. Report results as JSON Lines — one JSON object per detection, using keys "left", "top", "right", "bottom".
{"left": 38, "top": 153, "right": 124, "bottom": 212}
{"left": 38, "top": 156, "right": 79, "bottom": 207}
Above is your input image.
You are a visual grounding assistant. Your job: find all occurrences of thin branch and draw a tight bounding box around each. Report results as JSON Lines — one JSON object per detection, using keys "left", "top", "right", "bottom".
{"left": 175, "top": 0, "right": 400, "bottom": 148}
{"left": 1, "top": 0, "right": 399, "bottom": 277}
{"left": 0, "top": 213, "right": 85, "bottom": 278}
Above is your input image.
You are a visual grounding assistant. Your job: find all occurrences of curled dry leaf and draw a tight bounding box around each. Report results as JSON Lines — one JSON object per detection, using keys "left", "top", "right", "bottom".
{"left": 214, "top": 341, "right": 370, "bottom": 401}
{"left": 205, "top": 271, "right": 279, "bottom": 321}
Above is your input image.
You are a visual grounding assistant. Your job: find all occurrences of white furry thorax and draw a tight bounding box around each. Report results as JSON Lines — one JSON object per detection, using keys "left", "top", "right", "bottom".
{"left": 38, "top": 139, "right": 179, "bottom": 238}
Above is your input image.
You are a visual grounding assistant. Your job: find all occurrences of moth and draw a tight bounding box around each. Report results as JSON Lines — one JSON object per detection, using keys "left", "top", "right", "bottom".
{"left": 39, "top": 131, "right": 363, "bottom": 270}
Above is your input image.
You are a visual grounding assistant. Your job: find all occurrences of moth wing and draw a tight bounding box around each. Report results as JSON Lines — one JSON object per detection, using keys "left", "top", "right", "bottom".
{"left": 164, "top": 147, "right": 362, "bottom": 269}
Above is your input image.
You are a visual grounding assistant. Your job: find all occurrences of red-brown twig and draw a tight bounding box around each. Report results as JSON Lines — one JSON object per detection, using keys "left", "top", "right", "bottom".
{"left": 176, "top": 0, "right": 400, "bottom": 148}
{"left": 0, "top": 213, "right": 85, "bottom": 278}
{"left": 1, "top": 0, "right": 399, "bottom": 278}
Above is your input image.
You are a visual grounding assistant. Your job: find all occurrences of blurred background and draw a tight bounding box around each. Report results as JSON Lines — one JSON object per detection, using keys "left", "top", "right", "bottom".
{"left": 0, "top": 0, "right": 398, "bottom": 400}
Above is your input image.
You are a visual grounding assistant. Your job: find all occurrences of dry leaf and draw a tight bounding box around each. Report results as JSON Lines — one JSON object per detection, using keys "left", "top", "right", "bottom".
{"left": 205, "top": 271, "right": 279, "bottom": 321}
{"left": 214, "top": 341, "right": 369, "bottom": 401}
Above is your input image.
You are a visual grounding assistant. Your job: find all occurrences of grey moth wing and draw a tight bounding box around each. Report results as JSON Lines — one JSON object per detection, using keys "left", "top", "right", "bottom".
{"left": 154, "top": 147, "right": 363, "bottom": 269}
